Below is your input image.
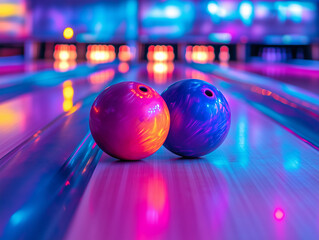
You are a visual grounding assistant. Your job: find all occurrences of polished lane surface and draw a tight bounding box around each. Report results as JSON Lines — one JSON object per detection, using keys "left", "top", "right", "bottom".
{"left": 0, "top": 63, "right": 318, "bottom": 240}
{"left": 192, "top": 62, "right": 319, "bottom": 150}
{"left": 0, "top": 65, "right": 117, "bottom": 158}
{"left": 230, "top": 62, "right": 319, "bottom": 94}
{"left": 0, "top": 66, "right": 126, "bottom": 239}
{"left": 64, "top": 64, "right": 319, "bottom": 240}
{"left": 0, "top": 60, "right": 53, "bottom": 77}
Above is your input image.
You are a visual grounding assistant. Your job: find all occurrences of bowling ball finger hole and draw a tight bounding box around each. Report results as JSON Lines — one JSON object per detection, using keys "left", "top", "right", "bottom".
{"left": 204, "top": 90, "right": 214, "bottom": 98}
{"left": 139, "top": 86, "right": 148, "bottom": 92}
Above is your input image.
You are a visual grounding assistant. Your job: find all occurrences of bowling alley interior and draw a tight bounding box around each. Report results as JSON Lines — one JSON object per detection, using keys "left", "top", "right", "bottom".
{"left": 0, "top": 0, "right": 319, "bottom": 239}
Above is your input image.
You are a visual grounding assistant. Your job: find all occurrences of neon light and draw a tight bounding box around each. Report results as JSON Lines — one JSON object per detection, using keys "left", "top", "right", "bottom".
{"left": 118, "top": 62, "right": 130, "bottom": 73}
{"left": 118, "top": 45, "right": 132, "bottom": 62}
{"left": 89, "top": 69, "right": 115, "bottom": 85}
{"left": 239, "top": 1, "right": 254, "bottom": 25}
{"left": 148, "top": 45, "right": 174, "bottom": 62}
{"left": 63, "top": 86, "right": 74, "bottom": 99}
{"left": 0, "top": 4, "right": 24, "bottom": 17}
{"left": 86, "top": 45, "right": 115, "bottom": 63}
{"left": 54, "top": 61, "right": 76, "bottom": 72}
{"left": 209, "top": 33, "right": 232, "bottom": 43}
{"left": 208, "top": 2, "right": 218, "bottom": 14}
{"left": 63, "top": 80, "right": 74, "bottom": 112}
{"left": 53, "top": 44, "right": 77, "bottom": 61}
{"left": 219, "top": 45, "right": 230, "bottom": 63}
{"left": 274, "top": 208, "right": 285, "bottom": 221}
{"left": 63, "top": 27, "right": 74, "bottom": 40}
{"left": 165, "top": 6, "right": 181, "bottom": 19}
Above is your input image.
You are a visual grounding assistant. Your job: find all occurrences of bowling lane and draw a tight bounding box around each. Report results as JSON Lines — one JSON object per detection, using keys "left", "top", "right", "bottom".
{"left": 0, "top": 65, "right": 118, "bottom": 159}
{"left": 230, "top": 62, "right": 319, "bottom": 95}
{"left": 0, "top": 66, "right": 132, "bottom": 239}
{"left": 65, "top": 64, "right": 319, "bottom": 240}
{"left": 0, "top": 60, "right": 53, "bottom": 77}
{"left": 191, "top": 62, "right": 319, "bottom": 149}
{"left": 0, "top": 95, "right": 99, "bottom": 240}
{"left": 0, "top": 61, "right": 121, "bottom": 103}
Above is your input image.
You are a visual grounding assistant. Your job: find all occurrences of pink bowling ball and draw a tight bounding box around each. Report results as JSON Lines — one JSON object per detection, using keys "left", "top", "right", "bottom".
{"left": 89, "top": 81, "right": 170, "bottom": 160}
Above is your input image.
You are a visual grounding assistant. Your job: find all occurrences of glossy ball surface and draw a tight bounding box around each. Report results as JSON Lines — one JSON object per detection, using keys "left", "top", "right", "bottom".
{"left": 89, "top": 82, "right": 170, "bottom": 160}
{"left": 161, "top": 79, "right": 231, "bottom": 157}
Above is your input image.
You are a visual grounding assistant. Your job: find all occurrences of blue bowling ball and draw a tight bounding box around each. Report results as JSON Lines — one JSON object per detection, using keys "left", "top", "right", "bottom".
{"left": 161, "top": 79, "right": 231, "bottom": 157}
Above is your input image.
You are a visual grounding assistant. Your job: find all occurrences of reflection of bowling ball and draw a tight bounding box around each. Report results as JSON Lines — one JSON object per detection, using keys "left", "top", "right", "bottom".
{"left": 136, "top": 172, "right": 170, "bottom": 239}
{"left": 161, "top": 79, "right": 231, "bottom": 157}
{"left": 89, "top": 82, "right": 170, "bottom": 160}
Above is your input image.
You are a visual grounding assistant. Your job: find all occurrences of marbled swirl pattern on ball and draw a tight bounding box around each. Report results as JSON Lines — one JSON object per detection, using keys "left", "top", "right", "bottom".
{"left": 90, "top": 81, "right": 170, "bottom": 160}
{"left": 161, "top": 79, "right": 231, "bottom": 157}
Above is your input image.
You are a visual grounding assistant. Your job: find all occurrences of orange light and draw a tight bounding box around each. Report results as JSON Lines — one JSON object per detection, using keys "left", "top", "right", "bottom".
{"left": 148, "top": 45, "right": 174, "bottom": 62}
{"left": 62, "top": 80, "right": 74, "bottom": 112}
{"left": 63, "top": 27, "right": 74, "bottom": 40}
{"left": 63, "top": 86, "right": 74, "bottom": 99}
{"left": 86, "top": 45, "right": 115, "bottom": 63}
{"left": 118, "top": 62, "right": 130, "bottom": 73}
{"left": 89, "top": 69, "right": 115, "bottom": 85}
{"left": 118, "top": 45, "right": 132, "bottom": 62}
{"left": 153, "top": 51, "right": 168, "bottom": 61}
{"left": 147, "top": 62, "right": 174, "bottom": 84}
{"left": 153, "top": 62, "right": 168, "bottom": 74}
{"left": 53, "top": 60, "right": 76, "bottom": 72}
{"left": 53, "top": 44, "right": 77, "bottom": 61}
{"left": 63, "top": 80, "right": 72, "bottom": 87}
{"left": 187, "top": 45, "right": 215, "bottom": 64}
{"left": 63, "top": 99, "right": 73, "bottom": 112}
{"left": 59, "top": 51, "right": 70, "bottom": 61}
{"left": 0, "top": 108, "right": 20, "bottom": 129}
{"left": 0, "top": 4, "right": 24, "bottom": 17}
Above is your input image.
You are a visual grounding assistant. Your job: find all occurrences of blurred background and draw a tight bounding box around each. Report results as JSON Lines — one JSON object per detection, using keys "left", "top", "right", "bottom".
{"left": 0, "top": 0, "right": 318, "bottom": 65}
{"left": 1, "top": 2, "right": 319, "bottom": 239}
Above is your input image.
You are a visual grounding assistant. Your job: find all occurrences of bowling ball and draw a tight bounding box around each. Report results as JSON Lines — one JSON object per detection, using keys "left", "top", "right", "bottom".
{"left": 89, "top": 82, "right": 170, "bottom": 160}
{"left": 161, "top": 79, "right": 230, "bottom": 157}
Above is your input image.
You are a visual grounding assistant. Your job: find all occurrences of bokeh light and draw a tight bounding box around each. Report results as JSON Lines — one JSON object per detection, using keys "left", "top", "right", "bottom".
{"left": 274, "top": 208, "right": 285, "bottom": 221}
{"left": 63, "top": 27, "right": 74, "bottom": 40}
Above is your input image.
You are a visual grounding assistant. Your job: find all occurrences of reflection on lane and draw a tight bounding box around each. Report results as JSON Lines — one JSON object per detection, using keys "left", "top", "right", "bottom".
{"left": 0, "top": 108, "right": 100, "bottom": 240}
{"left": 0, "top": 63, "right": 318, "bottom": 239}
{"left": 0, "top": 67, "right": 116, "bottom": 159}
{"left": 54, "top": 60, "right": 77, "bottom": 72}
{"left": 66, "top": 64, "right": 319, "bottom": 240}
{"left": 147, "top": 61, "right": 174, "bottom": 84}
{"left": 230, "top": 62, "right": 319, "bottom": 94}
{"left": 63, "top": 80, "right": 74, "bottom": 112}
{"left": 0, "top": 61, "right": 53, "bottom": 77}
{"left": 192, "top": 63, "right": 319, "bottom": 150}
{"left": 66, "top": 156, "right": 230, "bottom": 240}
{"left": 0, "top": 64, "right": 128, "bottom": 238}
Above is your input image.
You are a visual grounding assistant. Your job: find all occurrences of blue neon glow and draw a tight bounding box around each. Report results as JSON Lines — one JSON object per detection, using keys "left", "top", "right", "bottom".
{"left": 10, "top": 209, "right": 30, "bottom": 226}
{"left": 29, "top": 0, "right": 319, "bottom": 43}
{"left": 284, "top": 156, "right": 300, "bottom": 170}
{"left": 255, "top": 3, "right": 269, "bottom": 19}
{"left": 141, "top": 1, "right": 195, "bottom": 39}
{"left": 209, "top": 33, "right": 232, "bottom": 43}
{"left": 207, "top": 2, "right": 218, "bottom": 15}
{"left": 289, "top": 3, "right": 302, "bottom": 22}
{"left": 239, "top": 1, "right": 254, "bottom": 25}
{"left": 165, "top": 5, "right": 181, "bottom": 18}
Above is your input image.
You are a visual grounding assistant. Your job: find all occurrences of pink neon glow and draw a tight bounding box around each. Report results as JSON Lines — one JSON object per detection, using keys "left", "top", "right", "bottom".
{"left": 274, "top": 208, "right": 285, "bottom": 221}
